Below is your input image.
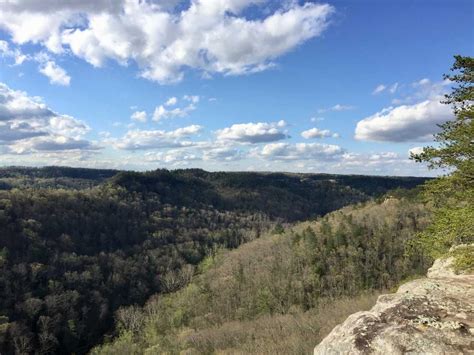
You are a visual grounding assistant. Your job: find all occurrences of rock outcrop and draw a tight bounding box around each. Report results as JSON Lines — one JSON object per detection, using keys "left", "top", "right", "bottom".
{"left": 314, "top": 256, "right": 474, "bottom": 354}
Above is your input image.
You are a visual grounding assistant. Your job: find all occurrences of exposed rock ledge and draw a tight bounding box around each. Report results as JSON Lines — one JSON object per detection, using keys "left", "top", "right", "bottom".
{"left": 314, "top": 256, "right": 474, "bottom": 354}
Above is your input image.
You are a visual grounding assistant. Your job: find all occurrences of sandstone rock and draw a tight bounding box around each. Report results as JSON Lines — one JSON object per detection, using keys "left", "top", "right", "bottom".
{"left": 314, "top": 256, "right": 474, "bottom": 354}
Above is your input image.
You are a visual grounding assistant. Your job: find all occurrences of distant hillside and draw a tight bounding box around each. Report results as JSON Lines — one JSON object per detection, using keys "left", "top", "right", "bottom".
{"left": 93, "top": 198, "right": 432, "bottom": 354}
{"left": 0, "top": 166, "right": 119, "bottom": 190}
{"left": 0, "top": 166, "right": 430, "bottom": 354}
{"left": 111, "top": 168, "right": 430, "bottom": 221}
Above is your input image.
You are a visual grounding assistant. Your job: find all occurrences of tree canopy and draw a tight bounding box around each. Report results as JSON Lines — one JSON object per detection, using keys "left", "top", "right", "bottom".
{"left": 411, "top": 55, "right": 474, "bottom": 257}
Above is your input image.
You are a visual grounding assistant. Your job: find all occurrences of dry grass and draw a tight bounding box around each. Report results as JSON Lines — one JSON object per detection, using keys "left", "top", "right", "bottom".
{"left": 177, "top": 293, "right": 379, "bottom": 355}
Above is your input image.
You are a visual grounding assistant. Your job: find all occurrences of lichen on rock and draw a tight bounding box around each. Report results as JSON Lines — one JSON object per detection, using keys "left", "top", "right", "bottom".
{"left": 314, "top": 255, "right": 474, "bottom": 354}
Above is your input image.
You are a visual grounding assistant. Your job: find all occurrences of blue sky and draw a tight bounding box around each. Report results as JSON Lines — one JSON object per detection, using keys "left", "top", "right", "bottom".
{"left": 0, "top": 0, "right": 472, "bottom": 175}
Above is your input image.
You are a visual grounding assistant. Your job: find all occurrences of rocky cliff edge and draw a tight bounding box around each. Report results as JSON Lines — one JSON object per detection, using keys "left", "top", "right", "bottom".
{"left": 314, "top": 253, "right": 474, "bottom": 354}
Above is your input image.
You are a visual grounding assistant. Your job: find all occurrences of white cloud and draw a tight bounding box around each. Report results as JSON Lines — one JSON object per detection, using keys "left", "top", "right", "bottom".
{"left": 131, "top": 110, "right": 147, "bottom": 122}
{"left": 216, "top": 120, "right": 288, "bottom": 143}
{"left": 170, "top": 124, "right": 202, "bottom": 138}
{"left": 144, "top": 149, "right": 200, "bottom": 163}
{"left": 310, "top": 116, "right": 324, "bottom": 122}
{"left": 1, "top": 42, "right": 71, "bottom": 86}
{"left": 8, "top": 136, "right": 98, "bottom": 155}
{"left": 389, "top": 82, "right": 399, "bottom": 94}
{"left": 165, "top": 97, "right": 177, "bottom": 106}
{"left": 301, "top": 127, "right": 338, "bottom": 139}
{"left": 355, "top": 98, "right": 453, "bottom": 142}
{"left": 391, "top": 78, "right": 450, "bottom": 106}
{"left": 183, "top": 95, "right": 200, "bottom": 104}
{"left": 0, "top": 40, "right": 28, "bottom": 65}
{"left": 334, "top": 151, "right": 411, "bottom": 172}
{"left": 372, "top": 82, "right": 398, "bottom": 95}
{"left": 152, "top": 104, "right": 196, "bottom": 122}
{"left": 112, "top": 125, "right": 202, "bottom": 150}
{"left": 203, "top": 147, "right": 243, "bottom": 161}
{"left": 152, "top": 96, "right": 199, "bottom": 121}
{"left": 0, "top": 85, "right": 53, "bottom": 121}
{"left": 0, "top": 1, "right": 334, "bottom": 84}
{"left": 38, "top": 60, "right": 71, "bottom": 86}
{"left": 0, "top": 82, "right": 96, "bottom": 154}
{"left": 255, "top": 142, "right": 344, "bottom": 161}
{"left": 48, "top": 115, "right": 90, "bottom": 138}
{"left": 413, "top": 78, "right": 430, "bottom": 87}
{"left": 372, "top": 84, "right": 386, "bottom": 95}
{"left": 318, "top": 104, "right": 355, "bottom": 113}
{"left": 408, "top": 146, "right": 424, "bottom": 156}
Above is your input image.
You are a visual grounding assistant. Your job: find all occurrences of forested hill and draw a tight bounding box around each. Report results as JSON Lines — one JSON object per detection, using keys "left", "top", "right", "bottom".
{"left": 0, "top": 167, "right": 119, "bottom": 190}
{"left": 93, "top": 198, "right": 432, "bottom": 354}
{"left": 0, "top": 166, "right": 429, "bottom": 354}
{"left": 111, "top": 169, "right": 430, "bottom": 221}
{"left": 2, "top": 166, "right": 429, "bottom": 219}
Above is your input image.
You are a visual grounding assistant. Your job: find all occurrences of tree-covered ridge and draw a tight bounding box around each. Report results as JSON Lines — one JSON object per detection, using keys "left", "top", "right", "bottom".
{"left": 0, "top": 186, "right": 270, "bottom": 354}
{"left": 93, "top": 198, "right": 431, "bottom": 354}
{"left": 0, "top": 168, "right": 429, "bottom": 354}
{"left": 111, "top": 168, "right": 429, "bottom": 221}
{"left": 0, "top": 167, "right": 119, "bottom": 190}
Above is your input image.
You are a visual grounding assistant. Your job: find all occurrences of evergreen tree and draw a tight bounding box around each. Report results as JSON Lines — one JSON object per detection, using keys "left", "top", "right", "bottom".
{"left": 411, "top": 55, "right": 474, "bottom": 257}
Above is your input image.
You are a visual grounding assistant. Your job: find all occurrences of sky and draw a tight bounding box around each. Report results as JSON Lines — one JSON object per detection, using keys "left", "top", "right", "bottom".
{"left": 0, "top": 0, "right": 473, "bottom": 176}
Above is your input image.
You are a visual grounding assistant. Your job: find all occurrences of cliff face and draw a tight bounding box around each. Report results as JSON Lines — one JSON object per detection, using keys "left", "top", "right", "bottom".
{"left": 314, "top": 256, "right": 474, "bottom": 354}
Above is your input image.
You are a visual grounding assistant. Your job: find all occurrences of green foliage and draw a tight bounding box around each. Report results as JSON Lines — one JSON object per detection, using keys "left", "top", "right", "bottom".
{"left": 94, "top": 199, "right": 431, "bottom": 354}
{"left": 0, "top": 166, "right": 118, "bottom": 190}
{"left": 450, "top": 245, "right": 474, "bottom": 273}
{"left": 272, "top": 223, "right": 285, "bottom": 234}
{"left": 413, "top": 203, "right": 474, "bottom": 258}
{"left": 0, "top": 167, "right": 429, "bottom": 354}
{"left": 0, "top": 186, "right": 269, "bottom": 354}
{"left": 411, "top": 55, "right": 474, "bottom": 257}
{"left": 412, "top": 55, "right": 473, "bottom": 178}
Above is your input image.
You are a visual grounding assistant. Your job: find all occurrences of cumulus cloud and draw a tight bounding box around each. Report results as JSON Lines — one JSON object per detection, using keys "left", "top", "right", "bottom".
{"left": 0, "top": 84, "right": 53, "bottom": 121}
{"left": 131, "top": 110, "right": 147, "bottom": 122}
{"left": 301, "top": 127, "right": 338, "bottom": 139}
{"left": 333, "top": 151, "right": 410, "bottom": 172}
{"left": 0, "top": 40, "right": 28, "bottom": 65}
{"left": 112, "top": 125, "right": 202, "bottom": 150}
{"left": 0, "top": 1, "right": 334, "bottom": 84}
{"left": 153, "top": 105, "right": 194, "bottom": 121}
{"left": 203, "top": 147, "right": 243, "bottom": 161}
{"left": 165, "top": 97, "right": 178, "bottom": 106}
{"left": 255, "top": 142, "right": 344, "bottom": 161}
{"left": 1, "top": 42, "right": 71, "bottom": 86}
{"left": 0, "top": 82, "right": 96, "bottom": 154}
{"left": 216, "top": 120, "right": 288, "bottom": 143}
{"left": 152, "top": 96, "right": 198, "bottom": 121}
{"left": 355, "top": 98, "right": 453, "bottom": 142}
{"left": 38, "top": 60, "right": 71, "bottom": 86}
{"left": 0, "top": 121, "right": 47, "bottom": 143}
{"left": 8, "top": 136, "right": 97, "bottom": 154}
{"left": 48, "top": 115, "right": 90, "bottom": 138}
{"left": 144, "top": 149, "right": 200, "bottom": 163}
